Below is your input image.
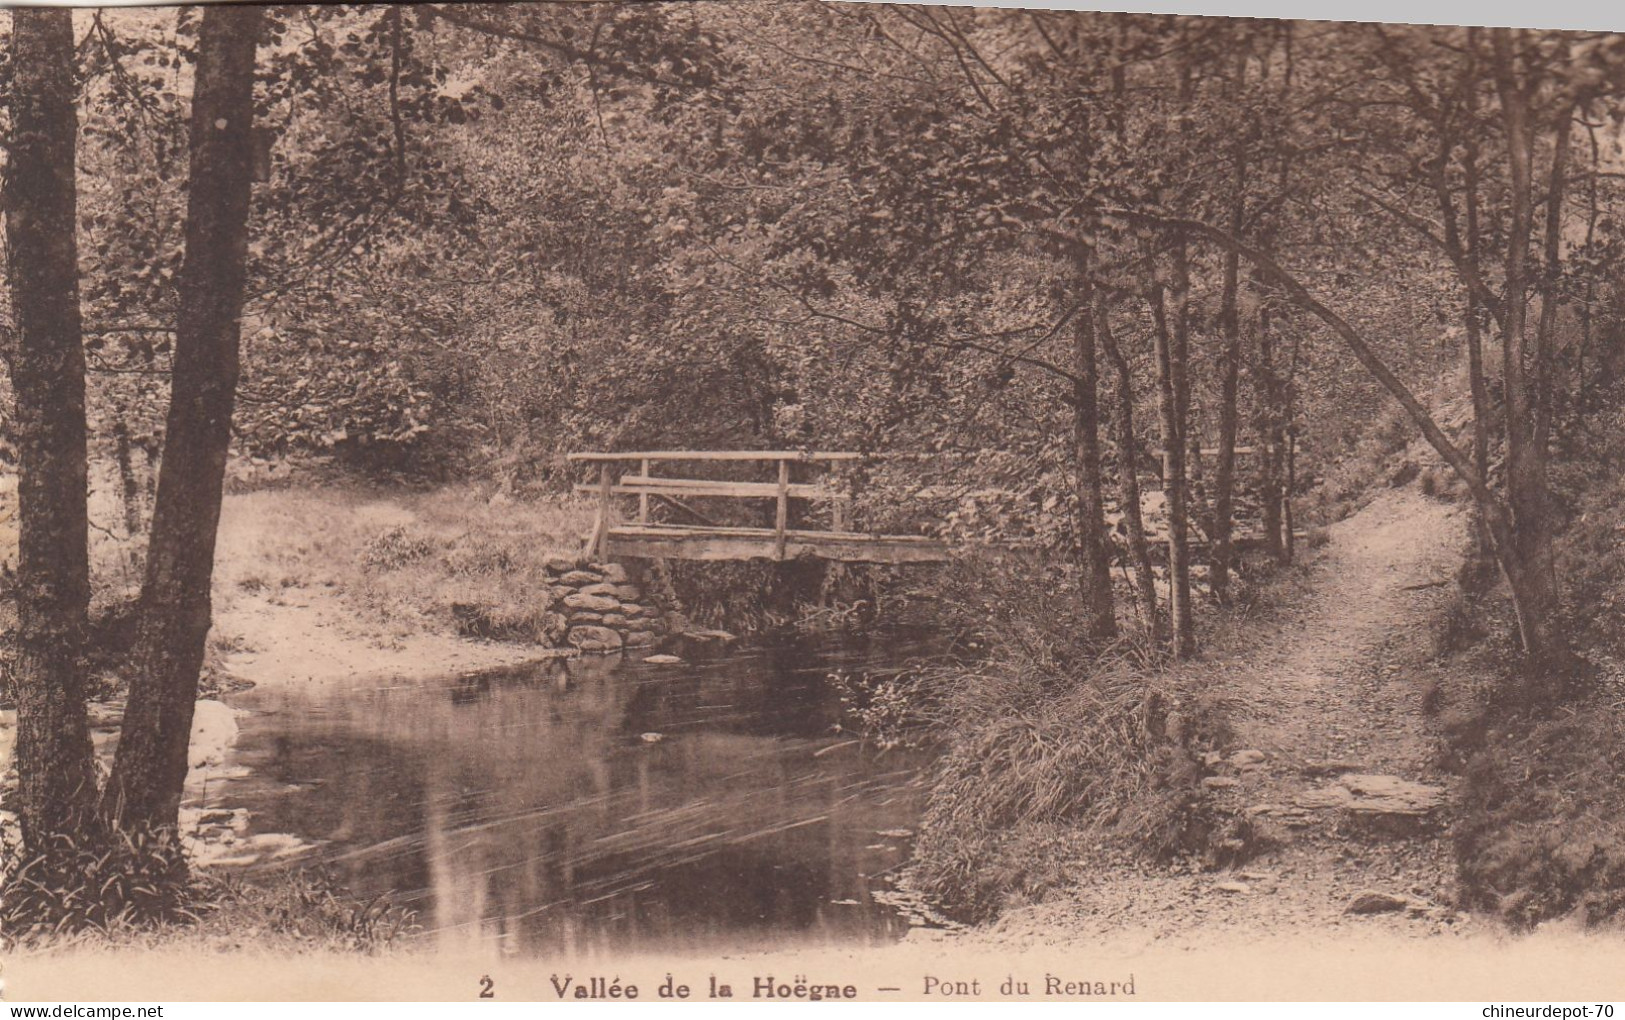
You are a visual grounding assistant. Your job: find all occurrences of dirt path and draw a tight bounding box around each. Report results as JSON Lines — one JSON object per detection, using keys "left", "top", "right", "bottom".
{"left": 968, "top": 488, "right": 1475, "bottom": 952}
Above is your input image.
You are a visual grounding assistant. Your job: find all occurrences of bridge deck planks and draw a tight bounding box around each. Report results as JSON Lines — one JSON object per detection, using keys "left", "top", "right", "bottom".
{"left": 603, "top": 524, "right": 949, "bottom": 564}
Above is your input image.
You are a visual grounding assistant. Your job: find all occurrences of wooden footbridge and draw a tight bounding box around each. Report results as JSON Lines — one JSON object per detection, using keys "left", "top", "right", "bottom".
{"left": 568, "top": 451, "right": 950, "bottom": 565}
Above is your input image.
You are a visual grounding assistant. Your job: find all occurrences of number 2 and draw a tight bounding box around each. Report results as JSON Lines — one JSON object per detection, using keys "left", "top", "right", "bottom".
{"left": 479, "top": 976, "right": 495, "bottom": 999}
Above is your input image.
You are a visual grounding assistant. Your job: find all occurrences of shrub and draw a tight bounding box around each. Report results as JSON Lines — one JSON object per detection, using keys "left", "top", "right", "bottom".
{"left": 439, "top": 534, "right": 518, "bottom": 577}
{"left": 0, "top": 828, "right": 419, "bottom": 953}
{"left": 907, "top": 645, "right": 1212, "bottom": 922}
{"left": 449, "top": 600, "right": 563, "bottom": 644}
{"left": 1454, "top": 704, "right": 1625, "bottom": 929}
{"left": 1428, "top": 547, "right": 1625, "bottom": 930}
{"left": 360, "top": 524, "right": 438, "bottom": 571}
{"left": 1439, "top": 403, "right": 1625, "bottom": 929}
{"left": 828, "top": 663, "right": 937, "bottom": 750}
{"left": 0, "top": 828, "right": 209, "bottom": 946}
{"left": 204, "top": 867, "right": 419, "bottom": 953}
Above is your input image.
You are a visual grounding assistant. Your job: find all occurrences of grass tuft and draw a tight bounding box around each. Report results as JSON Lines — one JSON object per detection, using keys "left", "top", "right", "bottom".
{"left": 882, "top": 549, "right": 1242, "bottom": 922}
{"left": 0, "top": 827, "right": 207, "bottom": 947}
{"left": 0, "top": 826, "right": 418, "bottom": 953}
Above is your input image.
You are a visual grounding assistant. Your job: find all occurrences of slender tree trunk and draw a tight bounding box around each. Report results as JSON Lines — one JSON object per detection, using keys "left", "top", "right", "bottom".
{"left": 1575, "top": 118, "right": 1600, "bottom": 408}
{"left": 1283, "top": 432, "right": 1296, "bottom": 564}
{"left": 1255, "top": 299, "right": 1286, "bottom": 563}
{"left": 107, "top": 5, "right": 264, "bottom": 832}
{"left": 1490, "top": 29, "right": 1564, "bottom": 670}
{"left": 1096, "top": 293, "right": 1158, "bottom": 633}
{"left": 1146, "top": 240, "right": 1195, "bottom": 658}
{"left": 1283, "top": 333, "right": 1300, "bottom": 565}
{"left": 1211, "top": 54, "right": 1248, "bottom": 605}
{"left": 1461, "top": 38, "right": 1494, "bottom": 556}
{"left": 1533, "top": 102, "right": 1574, "bottom": 457}
{"left": 1072, "top": 274, "right": 1117, "bottom": 640}
{"left": 1167, "top": 237, "right": 1196, "bottom": 654}
{"left": 1464, "top": 297, "right": 1492, "bottom": 560}
{"left": 5, "top": 8, "right": 102, "bottom": 854}
{"left": 113, "top": 421, "right": 144, "bottom": 538}
{"left": 1187, "top": 432, "right": 1206, "bottom": 534}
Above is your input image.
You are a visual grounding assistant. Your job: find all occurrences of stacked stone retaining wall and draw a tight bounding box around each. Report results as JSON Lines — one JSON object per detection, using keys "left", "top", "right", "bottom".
{"left": 546, "top": 559, "right": 672, "bottom": 654}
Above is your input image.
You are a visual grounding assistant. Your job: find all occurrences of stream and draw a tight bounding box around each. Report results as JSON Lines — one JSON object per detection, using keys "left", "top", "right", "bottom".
{"left": 199, "top": 633, "right": 941, "bottom": 958}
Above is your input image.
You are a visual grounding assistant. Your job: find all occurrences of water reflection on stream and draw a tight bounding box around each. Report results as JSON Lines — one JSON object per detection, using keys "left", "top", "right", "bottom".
{"left": 208, "top": 634, "right": 938, "bottom": 958}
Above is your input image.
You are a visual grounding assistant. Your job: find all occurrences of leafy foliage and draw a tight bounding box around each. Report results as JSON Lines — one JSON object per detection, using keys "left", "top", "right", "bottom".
{"left": 0, "top": 827, "right": 201, "bottom": 945}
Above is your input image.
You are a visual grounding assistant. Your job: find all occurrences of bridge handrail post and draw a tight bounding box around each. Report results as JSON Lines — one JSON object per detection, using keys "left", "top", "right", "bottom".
{"left": 774, "top": 457, "right": 789, "bottom": 560}
{"left": 638, "top": 457, "right": 650, "bottom": 524}
{"left": 589, "top": 461, "right": 614, "bottom": 560}
{"left": 831, "top": 461, "right": 849, "bottom": 533}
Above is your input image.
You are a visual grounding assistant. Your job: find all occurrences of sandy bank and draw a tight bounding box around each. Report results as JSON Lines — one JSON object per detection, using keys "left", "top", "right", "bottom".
{"left": 213, "top": 586, "right": 572, "bottom": 693}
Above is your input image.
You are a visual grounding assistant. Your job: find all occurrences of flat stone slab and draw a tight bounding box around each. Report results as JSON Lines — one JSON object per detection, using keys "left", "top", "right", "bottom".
{"left": 563, "top": 592, "right": 620, "bottom": 612}
{"left": 1340, "top": 773, "right": 1446, "bottom": 813}
{"left": 1294, "top": 773, "right": 1445, "bottom": 816}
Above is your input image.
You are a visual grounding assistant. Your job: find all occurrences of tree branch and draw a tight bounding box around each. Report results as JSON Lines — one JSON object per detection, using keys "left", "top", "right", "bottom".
{"left": 1354, "top": 187, "right": 1507, "bottom": 327}
{"left": 1109, "top": 206, "right": 1504, "bottom": 520}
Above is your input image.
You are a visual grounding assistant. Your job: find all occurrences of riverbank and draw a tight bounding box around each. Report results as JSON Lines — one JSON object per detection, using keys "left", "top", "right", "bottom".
{"left": 212, "top": 585, "right": 572, "bottom": 693}
{"left": 204, "top": 483, "right": 597, "bottom": 689}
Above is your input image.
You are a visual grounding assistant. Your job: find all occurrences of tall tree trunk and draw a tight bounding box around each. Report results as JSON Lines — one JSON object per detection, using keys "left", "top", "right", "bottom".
{"left": 5, "top": 8, "right": 102, "bottom": 854}
{"left": 1210, "top": 266, "right": 1239, "bottom": 599}
{"left": 1096, "top": 293, "right": 1158, "bottom": 633}
{"left": 1463, "top": 276, "right": 1493, "bottom": 557}
{"left": 1255, "top": 299, "right": 1286, "bottom": 563}
{"left": 107, "top": 5, "right": 263, "bottom": 832}
{"left": 1146, "top": 240, "right": 1195, "bottom": 658}
{"left": 1461, "top": 33, "right": 1494, "bottom": 556}
{"left": 1575, "top": 118, "right": 1600, "bottom": 409}
{"left": 1533, "top": 102, "right": 1573, "bottom": 457}
{"left": 113, "top": 421, "right": 144, "bottom": 538}
{"left": 1211, "top": 54, "right": 1248, "bottom": 605}
{"left": 1490, "top": 29, "right": 1564, "bottom": 670}
{"left": 1167, "top": 237, "right": 1196, "bottom": 655}
{"left": 1187, "top": 432, "right": 1206, "bottom": 533}
{"left": 1072, "top": 274, "right": 1117, "bottom": 640}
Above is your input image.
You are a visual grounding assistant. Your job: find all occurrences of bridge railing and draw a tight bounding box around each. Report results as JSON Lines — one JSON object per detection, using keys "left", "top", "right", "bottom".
{"left": 566, "top": 451, "right": 867, "bottom": 560}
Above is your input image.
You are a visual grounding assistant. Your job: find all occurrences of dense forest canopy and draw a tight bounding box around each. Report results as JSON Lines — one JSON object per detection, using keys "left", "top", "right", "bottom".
{"left": 2, "top": 2, "right": 1624, "bottom": 921}
{"left": 3, "top": 6, "right": 1614, "bottom": 478}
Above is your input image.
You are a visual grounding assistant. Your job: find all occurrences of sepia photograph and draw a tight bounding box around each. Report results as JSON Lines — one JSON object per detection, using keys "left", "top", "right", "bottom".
{"left": 0, "top": 0, "right": 1624, "bottom": 1004}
